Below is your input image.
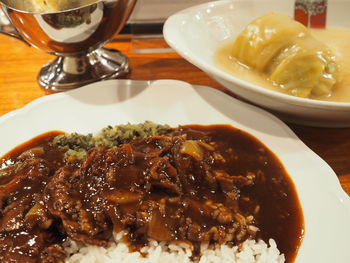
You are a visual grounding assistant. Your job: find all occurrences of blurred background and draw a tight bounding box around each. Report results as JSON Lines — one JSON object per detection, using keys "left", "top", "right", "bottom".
{"left": 130, "top": 0, "right": 210, "bottom": 23}
{"left": 127, "top": 0, "right": 212, "bottom": 53}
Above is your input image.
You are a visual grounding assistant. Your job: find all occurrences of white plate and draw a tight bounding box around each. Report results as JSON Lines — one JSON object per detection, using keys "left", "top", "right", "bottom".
{"left": 163, "top": 0, "right": 350, "bottom": 127}
{"left": 1, "top": 79, "right": 350, "bottom": 262}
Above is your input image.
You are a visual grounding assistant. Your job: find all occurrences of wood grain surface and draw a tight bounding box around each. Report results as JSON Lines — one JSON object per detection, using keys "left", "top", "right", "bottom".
{"left": 0, "top": 34, "right": 350, "bottom": 196}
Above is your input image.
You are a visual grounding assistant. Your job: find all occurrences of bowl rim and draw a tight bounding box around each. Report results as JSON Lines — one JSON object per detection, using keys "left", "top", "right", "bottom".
{"left": 163, "top": 0, "right": 350, "bottom": 111}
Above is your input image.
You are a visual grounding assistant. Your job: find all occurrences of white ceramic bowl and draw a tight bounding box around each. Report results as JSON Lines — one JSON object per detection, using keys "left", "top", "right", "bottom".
{"left": 163, "top": 0, "right": 350, "bottom": 127}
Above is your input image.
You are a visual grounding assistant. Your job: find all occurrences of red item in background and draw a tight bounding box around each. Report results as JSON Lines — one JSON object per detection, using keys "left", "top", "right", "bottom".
{"left": 294, "top": 0, "right": 309, "bottom": 26}
{"left": 310, "top": 0, "right": 327, "bottom": 28}
{"left": 294, "top": 0, "right": 327, "bottom": 28}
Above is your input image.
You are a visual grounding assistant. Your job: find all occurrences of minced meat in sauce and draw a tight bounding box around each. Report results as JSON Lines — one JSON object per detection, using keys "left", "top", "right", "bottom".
{"left": 0, "top": 125, "right": 304, "bottom": 263}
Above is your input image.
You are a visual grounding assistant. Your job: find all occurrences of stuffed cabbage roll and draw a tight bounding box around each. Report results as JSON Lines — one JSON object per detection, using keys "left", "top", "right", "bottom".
{"left": 231, "top": 13, "right": 338, "bottom": 98}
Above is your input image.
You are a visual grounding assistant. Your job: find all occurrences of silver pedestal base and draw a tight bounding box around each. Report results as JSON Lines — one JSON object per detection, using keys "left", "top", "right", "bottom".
{"left": 38, "top": 48, "right": 130, "bottom": 92}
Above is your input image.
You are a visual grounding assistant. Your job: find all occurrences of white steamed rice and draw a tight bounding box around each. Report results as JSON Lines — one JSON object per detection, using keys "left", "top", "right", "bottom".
{"left": 64, "top": 231, "right": 285, "bottom": 263}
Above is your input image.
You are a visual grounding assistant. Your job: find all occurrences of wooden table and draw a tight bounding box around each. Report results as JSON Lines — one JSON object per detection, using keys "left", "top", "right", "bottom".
{"left": 1, "top": 34, "right": 350, "bottom": 196}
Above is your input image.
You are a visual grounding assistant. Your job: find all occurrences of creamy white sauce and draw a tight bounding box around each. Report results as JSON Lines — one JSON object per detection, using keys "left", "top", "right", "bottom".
{"left": 215, "top": 28, "right": 350, "bottom": 102}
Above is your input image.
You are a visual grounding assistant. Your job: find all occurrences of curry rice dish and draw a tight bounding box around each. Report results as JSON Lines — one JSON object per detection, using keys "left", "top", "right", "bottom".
{"left": 0, "top": 122, "right": 303, "bottom": 263}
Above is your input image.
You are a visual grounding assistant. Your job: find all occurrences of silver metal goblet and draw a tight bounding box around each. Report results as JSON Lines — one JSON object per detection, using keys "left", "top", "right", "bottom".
{"left": 0, "top": 0, "right": 137, "bottom": 91}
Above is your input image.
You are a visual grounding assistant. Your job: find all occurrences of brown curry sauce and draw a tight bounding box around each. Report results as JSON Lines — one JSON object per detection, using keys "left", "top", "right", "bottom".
{"left": 0, "top": 125, "right": 304, "bottom": 263}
